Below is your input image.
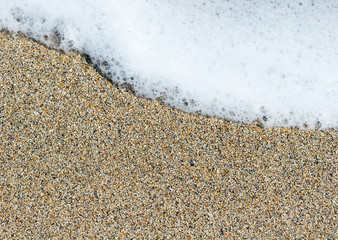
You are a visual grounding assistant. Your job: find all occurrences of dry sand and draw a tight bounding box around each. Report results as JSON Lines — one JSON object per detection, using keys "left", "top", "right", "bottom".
{"left": 0, "top": 30, "right": 337, "bottom": 239}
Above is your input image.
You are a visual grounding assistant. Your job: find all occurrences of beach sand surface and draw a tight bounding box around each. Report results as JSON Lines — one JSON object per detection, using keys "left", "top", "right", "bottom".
{"left": 0, "top": 30, "right": 337, "bottom": 238}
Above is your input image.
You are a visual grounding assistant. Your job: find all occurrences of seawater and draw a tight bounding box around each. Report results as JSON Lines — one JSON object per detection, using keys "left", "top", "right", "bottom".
{"left": 1, "top": 0, "right": 337, "bottom": 129}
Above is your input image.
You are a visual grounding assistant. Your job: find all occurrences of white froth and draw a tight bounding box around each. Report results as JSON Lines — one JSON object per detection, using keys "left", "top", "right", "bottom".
{"left": 1, "top": 0, "right": 337, "bottom": 129}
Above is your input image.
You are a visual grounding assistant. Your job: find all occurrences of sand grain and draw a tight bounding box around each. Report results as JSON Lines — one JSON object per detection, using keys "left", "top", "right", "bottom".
{"left": 0, "top": 30, "right": 337, "bottom": 239}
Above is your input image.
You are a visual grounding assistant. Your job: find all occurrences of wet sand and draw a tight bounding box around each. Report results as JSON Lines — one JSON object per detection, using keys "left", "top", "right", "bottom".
{"left": 0, "top": 30, "right": 337, "bottom": 238}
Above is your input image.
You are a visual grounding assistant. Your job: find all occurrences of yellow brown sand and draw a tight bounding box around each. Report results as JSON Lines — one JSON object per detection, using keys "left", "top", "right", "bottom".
{"left": 0, "top": 30, "right": 337, "bottom": 238}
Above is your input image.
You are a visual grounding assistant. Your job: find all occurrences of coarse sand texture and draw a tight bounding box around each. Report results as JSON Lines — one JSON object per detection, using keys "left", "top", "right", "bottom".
{"left": 0, "top": 31, "right": 337, "bottom": 238}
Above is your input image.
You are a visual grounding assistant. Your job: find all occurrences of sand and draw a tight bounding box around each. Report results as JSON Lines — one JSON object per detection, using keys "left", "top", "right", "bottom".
{"left": 0, "top": 30, "right": 337, "bottom": 239}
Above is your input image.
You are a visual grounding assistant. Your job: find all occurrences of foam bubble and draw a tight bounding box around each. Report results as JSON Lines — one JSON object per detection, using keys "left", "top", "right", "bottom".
{"left": 1, "top": 0, "right": 337, "bottom": 129}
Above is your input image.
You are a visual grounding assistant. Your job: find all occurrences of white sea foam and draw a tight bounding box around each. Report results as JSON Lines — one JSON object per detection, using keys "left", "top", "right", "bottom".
{"left": 1, "top": 0, "right": 337, "bottom": 129}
